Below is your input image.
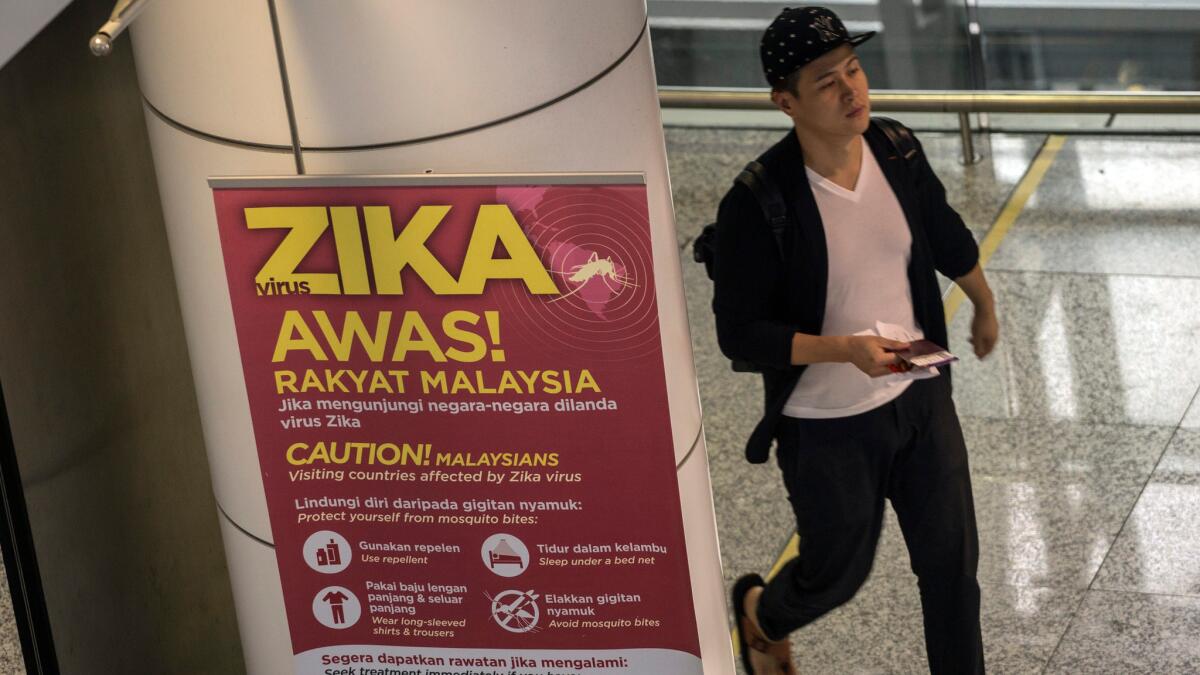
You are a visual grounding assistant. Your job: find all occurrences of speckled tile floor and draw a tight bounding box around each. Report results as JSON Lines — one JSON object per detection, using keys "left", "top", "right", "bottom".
{"left": 667, "top": 129, "right": 1200, "bottom": 674}
{"left": 0, "top": 556, "right": 23, "bottom": 673}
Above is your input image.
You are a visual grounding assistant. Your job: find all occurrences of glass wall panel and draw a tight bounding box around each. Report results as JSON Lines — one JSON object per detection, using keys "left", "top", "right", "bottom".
{"left": 648, "top": 0, "right": 976, "bottom": 90}
{"left": 976, "top": 0, "right": 1200, "bottom": 91}
{"left": 649, "top": 0, "right": 1200, "bottom": 93}
{"left": 649, "top": 1, "right": 1200, "bottom": 131}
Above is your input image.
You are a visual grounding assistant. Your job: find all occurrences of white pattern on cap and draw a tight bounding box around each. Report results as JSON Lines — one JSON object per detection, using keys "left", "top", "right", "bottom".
{"left": 761, "top": 6, "right": 875, "bottom": 85}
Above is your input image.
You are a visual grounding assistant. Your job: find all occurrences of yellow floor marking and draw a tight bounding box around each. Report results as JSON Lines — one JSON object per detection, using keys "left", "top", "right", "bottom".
{"left": 731, "top": 132, "right": 1068, "bottom": 657}
{"left": 766, "top": 537, "right": 799, "bottom": 580}
{"left": 942, "top": 134, "right": 1066, "bottom": 318}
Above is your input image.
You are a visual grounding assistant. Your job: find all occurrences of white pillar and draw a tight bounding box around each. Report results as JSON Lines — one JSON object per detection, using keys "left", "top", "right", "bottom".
{"left": 132, "top": 2, "right": 732, "bottom": 672}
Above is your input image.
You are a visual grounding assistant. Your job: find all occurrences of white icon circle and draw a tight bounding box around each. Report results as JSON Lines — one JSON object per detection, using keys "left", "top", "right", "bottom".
{"left": 303, "top": 530, "right": 351, "bottom": 574}
{"left": 490, "top": 589, "right": 540, "bottom": 633}
{"left": 312, "top": 586, "right": 361, "bottom": 629}
{"left": 481, "top": 533, "right": 530, "bottom": 578}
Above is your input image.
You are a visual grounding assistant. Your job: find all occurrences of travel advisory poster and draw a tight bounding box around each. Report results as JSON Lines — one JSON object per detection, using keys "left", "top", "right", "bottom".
{"left": 209, "top": 175, "right": 703, "bottom": 673}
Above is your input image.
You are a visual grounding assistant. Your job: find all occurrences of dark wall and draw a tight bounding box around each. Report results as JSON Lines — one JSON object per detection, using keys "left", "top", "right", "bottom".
{"left": 0, "top": 0, "right": 244, "bottom": 671}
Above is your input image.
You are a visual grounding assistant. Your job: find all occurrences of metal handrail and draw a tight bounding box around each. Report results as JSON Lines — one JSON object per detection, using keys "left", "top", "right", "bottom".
{"left": 90, "top": 0, "right": 156, "bottom": 56}
{"left": 658, "top": 87, "right": 1200, "bottom": 113}
{"left": 658, "top": 88, "right": 1200, "bottom": 163}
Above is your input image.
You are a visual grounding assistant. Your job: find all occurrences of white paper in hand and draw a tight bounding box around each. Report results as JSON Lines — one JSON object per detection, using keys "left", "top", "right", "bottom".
{"left": 856, "top": 321, "right": 941, "bottom": 382}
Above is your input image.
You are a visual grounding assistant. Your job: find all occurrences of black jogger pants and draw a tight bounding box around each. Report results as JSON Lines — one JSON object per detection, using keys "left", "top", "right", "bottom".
{"left": 756, "top": 375, "right": 985, "bottom": 674}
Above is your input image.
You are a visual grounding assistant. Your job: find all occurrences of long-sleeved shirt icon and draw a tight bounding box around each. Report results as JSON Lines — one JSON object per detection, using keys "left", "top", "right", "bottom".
{"left": 321, "top": 590, "right": 349, "bottom": 624}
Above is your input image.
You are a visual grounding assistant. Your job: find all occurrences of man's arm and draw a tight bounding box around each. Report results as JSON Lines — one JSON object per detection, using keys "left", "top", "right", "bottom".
{"left": 910, "top": 134, "right": 980, "bottom": 280}
{"left": 908, "top": 128, "right": 1000, "bottom": 359}
{"left": 954, "top": 262, "right": 999, "bottom": 358}
{"left": 790, "top": 333, "right": 911, "bottom": 377}
{"left": 714, "top": 183, "right": 913, "bottom": 376}
{"left": 711, "top": 184, "right": 800, "bottom": 369}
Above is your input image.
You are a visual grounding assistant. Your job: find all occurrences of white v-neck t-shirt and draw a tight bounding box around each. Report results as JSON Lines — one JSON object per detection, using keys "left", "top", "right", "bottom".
{"left": 783, "top": 136, "right": 924, "bottom": 419}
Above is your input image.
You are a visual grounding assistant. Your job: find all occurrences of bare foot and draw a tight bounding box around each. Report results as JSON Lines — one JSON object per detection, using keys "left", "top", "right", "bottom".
{"left": 742, "top": 586, "right": 795, "bottom": 674}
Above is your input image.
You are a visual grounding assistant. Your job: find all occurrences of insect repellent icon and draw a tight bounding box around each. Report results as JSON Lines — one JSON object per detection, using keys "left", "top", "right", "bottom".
{"left": 550, "top": 252, "right": 637, "bottom": 303}
{"left": 303, "top": 530, "right": 351, "bottom": 574}
{"left": 316, "top": 539, "right": 341, "bottom": 567}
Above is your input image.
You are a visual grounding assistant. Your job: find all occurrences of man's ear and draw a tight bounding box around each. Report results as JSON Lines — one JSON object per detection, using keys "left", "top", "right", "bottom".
{"left": 770, "top": 88, "right": 795, "bottom": 117}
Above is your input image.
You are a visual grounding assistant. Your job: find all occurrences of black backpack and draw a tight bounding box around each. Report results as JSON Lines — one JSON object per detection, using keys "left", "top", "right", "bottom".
{"left": 691, "top": 117, "right": 921, "bottom": 372}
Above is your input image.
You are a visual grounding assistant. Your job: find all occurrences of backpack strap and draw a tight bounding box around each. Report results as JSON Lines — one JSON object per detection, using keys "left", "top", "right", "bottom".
{"left": 735, "top": 160, "right": 789, "bottom": 257}
{"left": 872, "top": 116, "right": 920, "bottom": 169}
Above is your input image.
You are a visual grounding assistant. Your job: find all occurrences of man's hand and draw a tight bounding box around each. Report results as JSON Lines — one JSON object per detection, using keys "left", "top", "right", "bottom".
{"left": 954, "top": 263, "right": 1000, "bottom": 359}
{"left": 969, "top": 307, "right": 999, "bottom": 358}
{"left": 844, "top": 336, "right": 910, "bottom": 377}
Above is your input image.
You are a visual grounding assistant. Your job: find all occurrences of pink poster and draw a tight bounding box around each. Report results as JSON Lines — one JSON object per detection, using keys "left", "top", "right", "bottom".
{"left": 209, "top": 176, "right": 703, "bottom": 673}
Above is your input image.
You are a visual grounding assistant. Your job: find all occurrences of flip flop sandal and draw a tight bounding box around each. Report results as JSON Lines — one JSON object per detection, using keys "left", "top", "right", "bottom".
{"left": 732, "top": 573, "right": 772, "bottom": 673}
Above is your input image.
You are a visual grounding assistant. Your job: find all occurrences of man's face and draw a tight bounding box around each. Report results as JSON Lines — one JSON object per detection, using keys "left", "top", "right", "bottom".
{"left": 772, "top": 44, "right": 870, "bottom": 139}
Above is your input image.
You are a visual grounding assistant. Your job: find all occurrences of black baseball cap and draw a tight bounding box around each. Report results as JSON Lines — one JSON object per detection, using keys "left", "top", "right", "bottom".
{"left": 761, "top": 7, "right": 876, "bottom": 88}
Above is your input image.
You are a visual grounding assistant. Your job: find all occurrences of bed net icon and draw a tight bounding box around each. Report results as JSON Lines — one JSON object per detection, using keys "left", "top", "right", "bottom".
{"left": 481, "top": 533, "right": 530, "bottom": 578}
{"left": 489, "top": 539, "right": 525, "bottom": 570}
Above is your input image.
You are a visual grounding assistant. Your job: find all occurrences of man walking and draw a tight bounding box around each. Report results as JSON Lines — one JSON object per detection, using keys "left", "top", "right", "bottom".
{"left": 713, "top": 7, "right": 998, "bottom": 674}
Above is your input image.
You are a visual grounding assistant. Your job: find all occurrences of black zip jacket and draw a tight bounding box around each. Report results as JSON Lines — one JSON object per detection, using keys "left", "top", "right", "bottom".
{"left": 712, "top": 121, "right": 979, "bottom": 463}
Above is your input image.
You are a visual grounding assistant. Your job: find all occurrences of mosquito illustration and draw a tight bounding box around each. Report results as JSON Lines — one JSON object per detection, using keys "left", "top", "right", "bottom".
{"left": 550, "top": 252, "right": 638, "bottom": 303}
